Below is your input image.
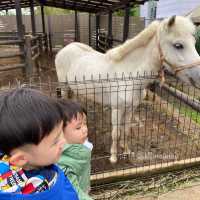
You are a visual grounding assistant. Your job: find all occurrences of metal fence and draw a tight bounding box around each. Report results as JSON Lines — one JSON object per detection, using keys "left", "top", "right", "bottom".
{"left": 1, "top": 73, "right": 200, "bottom": 199}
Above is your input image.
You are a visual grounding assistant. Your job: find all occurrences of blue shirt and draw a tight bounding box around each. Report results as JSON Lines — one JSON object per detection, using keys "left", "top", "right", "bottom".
{"left": 0, "top": 165, "right": 79, "bottom": 200}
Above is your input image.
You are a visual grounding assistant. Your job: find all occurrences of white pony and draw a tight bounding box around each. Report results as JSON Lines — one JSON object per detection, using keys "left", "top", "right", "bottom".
{"left": 55, "top": 16, "right": 200, "bottom": 163}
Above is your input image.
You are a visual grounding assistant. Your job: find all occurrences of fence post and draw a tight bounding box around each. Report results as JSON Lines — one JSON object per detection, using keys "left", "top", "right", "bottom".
{"left": 123, "top": 4, "right": 130, "bottom": 42}
{"left": 25, "top": 35, "right": 33, "bottom": 77}
{"left": 108, "top": 11, "right": 113, "bottom": 49}
{"left": 48, "top": 16, "right": 53, "bottom": 56}
{"left": 44, "top": 33, "right": 48, "bottom": 52}
{"left": 38, "top": 34, "right": 43, "bottom": 55}
{"left": 96, "top": 14, "right": 100, "bottom": 50}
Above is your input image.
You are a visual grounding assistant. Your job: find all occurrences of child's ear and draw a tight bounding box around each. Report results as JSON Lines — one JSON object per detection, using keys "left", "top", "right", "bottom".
{"left": 9, "top": 151, "right": 28, "bottom": 167}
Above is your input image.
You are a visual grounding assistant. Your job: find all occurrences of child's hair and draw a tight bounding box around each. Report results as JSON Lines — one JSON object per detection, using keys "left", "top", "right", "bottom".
{"left": 0, "top": 88, "right": 64, "bottom": 155}
{"left": 58, "top": 99, "right": 87, "bottom": 126}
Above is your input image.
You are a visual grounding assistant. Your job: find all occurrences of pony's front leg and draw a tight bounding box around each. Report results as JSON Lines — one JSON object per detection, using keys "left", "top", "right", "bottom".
{"left": 110, "top": 108, "right": 122, "bottom": 163}
{"left": 119, "top": 110, "right": 132, "bottom": 155}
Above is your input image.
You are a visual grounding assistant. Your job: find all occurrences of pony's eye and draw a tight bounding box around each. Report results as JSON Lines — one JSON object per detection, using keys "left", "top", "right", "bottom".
{"left": 173, "top": 43, "right": 184, "bottom": 50}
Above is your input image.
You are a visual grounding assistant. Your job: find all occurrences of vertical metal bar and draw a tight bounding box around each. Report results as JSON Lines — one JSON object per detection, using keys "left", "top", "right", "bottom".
{"left": 30, "top": 0, "right": 36, "bottom": 35}
{"left": 108, "top": 11, "right": 113, "bottom": 48}
{"left": 41, "top": 5, "right": 46, "bottom": 34}
{"left": 89, "top": 13, "right": 91, "bottom": 46}
{"left": 123, "top": 4, "right": 130, "bottom": 42}
{"left": 96, "top": 14, "right": 100, "bottom": 50}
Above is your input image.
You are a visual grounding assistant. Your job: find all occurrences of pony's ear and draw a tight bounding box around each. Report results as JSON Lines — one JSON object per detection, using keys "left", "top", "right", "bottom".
{"left": 168, "top": 15, "right": 176, "bottom": 27}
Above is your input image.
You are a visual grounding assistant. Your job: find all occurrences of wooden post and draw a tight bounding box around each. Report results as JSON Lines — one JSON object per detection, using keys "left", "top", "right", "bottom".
{"left": 123, "top": 4, "right": 130, "bottom": 42}
{"left": 25, "top": 35, "right": 33, "bottom": 77}
{"left": 96, "top": 14, "right": 100, "bottom": 50}
{"left": 48, "top": 16, "right": 53, "bottom": 56}
{"left": 75, "top": 10, "right": 79, "bottom": 42}
{"left": 30, "top": 0, "right": 36, "bottom": 35}
{"left": 14, "top": 0, "right": 24, "bottom": 52}
{"left": 89, "top": 13, "right": 91, "bottom": 46}
{"left": 41, "top": 5, "right": 46, "bottom": 34}
{"left": 41, "top": 5, "right": 48, "bottom": 51}
{"left": 108, "top": 11, "right": 113, "bottom": 49}
{"left": 38, "top": 34, "right": 43, "bottom": 55}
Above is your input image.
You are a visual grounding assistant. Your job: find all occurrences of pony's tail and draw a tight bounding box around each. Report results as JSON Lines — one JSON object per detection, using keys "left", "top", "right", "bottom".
{"left": 55, "top": 42, "right": 79, "bottom": 82}
{"left": 55, "top": 46, "right": 71, "bottom": 83}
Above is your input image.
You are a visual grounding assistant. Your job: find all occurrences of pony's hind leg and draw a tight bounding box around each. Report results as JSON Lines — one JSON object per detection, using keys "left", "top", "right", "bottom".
{"left": 110, "top": 108, "right": 122, "bottom": 163}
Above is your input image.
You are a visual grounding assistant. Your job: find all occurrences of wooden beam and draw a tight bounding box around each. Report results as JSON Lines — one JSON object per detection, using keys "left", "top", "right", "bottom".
{"left": 0, "top": 0, "right": 152, "bottom": 12}
{"left": 45, "top": 0, "right": 107, "bottom": 10}
{"left": 30, "top": 0, "right": 36, "bottom": 35}
{"left": 99, "top": 0, "right": 148, "bottom": 14}
{"left": 69, "top": 0, "right": 109, "bottom": 8}
{"left": 0, "top": 64, "right": 25, "bottom": 72}
{"left": 0, "top": 0, "right": 38, "bottom": 11}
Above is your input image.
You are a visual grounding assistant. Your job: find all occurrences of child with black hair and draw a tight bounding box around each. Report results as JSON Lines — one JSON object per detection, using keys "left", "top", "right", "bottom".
{"left": 58, "top": 100, "right": 93, "bottom": 200}
{"left": 0, "top": 88, "right": 79, "bottom": 200}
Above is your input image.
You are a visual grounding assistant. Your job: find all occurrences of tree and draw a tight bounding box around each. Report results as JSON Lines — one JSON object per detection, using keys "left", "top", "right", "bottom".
{"left": 35, "top": 6, "right": 72, "bottom": 15}
{"left": 114, "top": 5, "right": 140, "bottom": 16}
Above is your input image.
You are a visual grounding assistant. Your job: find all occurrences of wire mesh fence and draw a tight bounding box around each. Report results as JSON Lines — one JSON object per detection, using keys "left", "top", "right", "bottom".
{"left": 1, "top": 73, "right": 200, "bottom": 199}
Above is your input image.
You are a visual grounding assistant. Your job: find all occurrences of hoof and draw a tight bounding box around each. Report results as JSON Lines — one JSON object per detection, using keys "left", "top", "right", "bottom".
{"left": 109, "top": 155, "right": 117, "bottom": 163}
{"left": 124, "top": 148, "right": 131, "bottom": 155}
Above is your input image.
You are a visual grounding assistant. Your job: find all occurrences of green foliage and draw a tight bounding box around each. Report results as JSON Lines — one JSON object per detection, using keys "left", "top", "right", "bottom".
{"left": 180, "top": 106, "right": 200, "bottom": 125}
{"left": 35, "top": 6, "right": 73, "bottom": 15}
{"left": 114, "top": 6, "right": 140, "bottom": 17}
{"left": 0, "top": 9, "right": 16, "bottom": 15}
{"left": 130, "top": 6, "right": 140, "bottom": 16}
{"left": 0, "top": 8, "right": 31, "bottom": 15}
{"left": 0, "top": 11, "right": 7, "bottom": 16}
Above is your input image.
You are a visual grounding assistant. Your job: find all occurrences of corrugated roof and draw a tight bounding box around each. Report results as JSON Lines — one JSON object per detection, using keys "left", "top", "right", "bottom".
{"left": 0, "top": 0, "right": 157, "bottom": 13}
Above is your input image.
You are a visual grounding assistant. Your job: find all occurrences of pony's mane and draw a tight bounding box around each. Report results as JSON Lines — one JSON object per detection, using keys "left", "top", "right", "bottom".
{"left": 106, "top": 20, "right": 160, "bottom": 61}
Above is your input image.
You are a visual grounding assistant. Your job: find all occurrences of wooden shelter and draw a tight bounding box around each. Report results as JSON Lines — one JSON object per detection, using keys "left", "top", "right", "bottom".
{"left": 1, "top": 1, "right": 154, "bottom": 13}
{"left": 0, "top": 0, "right": 158, "bottom": 77}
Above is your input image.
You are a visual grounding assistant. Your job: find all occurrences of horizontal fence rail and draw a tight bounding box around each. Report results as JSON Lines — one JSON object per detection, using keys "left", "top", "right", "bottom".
{"left": 0, "top": 32, "right": 48, "bottom": 77}
{"left": 154, "top": 81, "right": 200, "bottom": 113}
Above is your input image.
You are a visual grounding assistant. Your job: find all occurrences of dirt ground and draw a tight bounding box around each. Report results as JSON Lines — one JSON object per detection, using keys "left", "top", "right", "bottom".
{"left": 130, "top": 183, "right": 200, "bottom": 200}
{"left": 88, "top": 100, "right": 200, "bottom": 174}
